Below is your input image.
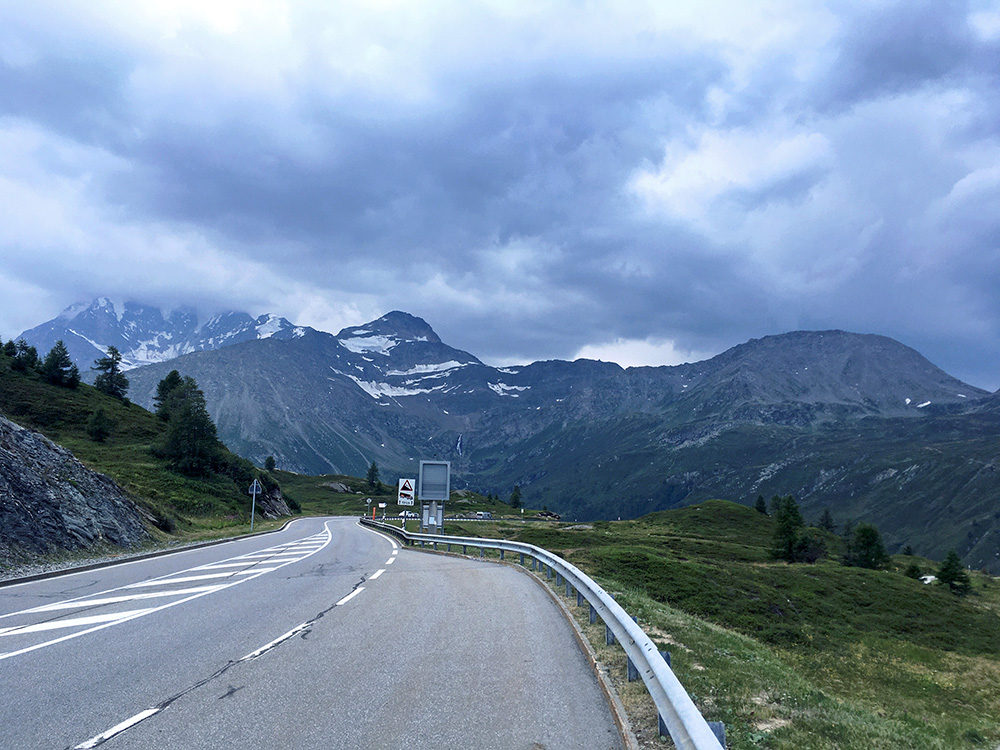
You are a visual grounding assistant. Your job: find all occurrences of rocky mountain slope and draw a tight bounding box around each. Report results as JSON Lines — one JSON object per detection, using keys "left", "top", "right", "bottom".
{"left": 0, "top": 414, "right": 148, "bottom": 557}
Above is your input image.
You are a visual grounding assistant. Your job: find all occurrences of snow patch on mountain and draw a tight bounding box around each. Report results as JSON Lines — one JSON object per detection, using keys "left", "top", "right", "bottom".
{"left": 488, "top": 382, "right": 530, "bottom": 397}
{"left": 387, "top": 361, "right": 465, "bottom": 377}
{"left": 340, "top": 334, "right": 398, "bottom": 356}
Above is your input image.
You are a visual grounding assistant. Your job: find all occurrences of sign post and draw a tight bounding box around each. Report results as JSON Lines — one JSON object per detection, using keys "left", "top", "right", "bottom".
{"left": 248, "top": 478, "right": 262, "bottom": 532}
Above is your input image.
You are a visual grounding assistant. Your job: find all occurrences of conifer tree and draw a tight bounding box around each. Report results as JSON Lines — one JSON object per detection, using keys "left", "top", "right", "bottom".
{"left": 156, "top": 376, "right": 219, "bottom": 475}
{"left": 366, "top": 461, "right": 380, "bottom": 490}
{"left": 842, "top": 522, "right": 888, "bottom": 569}
{"left": 153, "top": 370, "right": 184, "bottom": 419}
{"left": 509, "top": 485, "right": 522, "bottom": 509}
{"left": 771, "top": 495, "right": 803, "bottom": 562}
{"left": 936, "top": 549, "right": 972, "bottom": 596}
{"left": 753, "top": 495, "right": 768, "bottom": 514}
{"left": 818, "top": 507, "right": 836, "bottom": 533}
{"left": 41, "top": 340, "right": 80, "bottom": 388}
{"left": 93, "top": 346, "right": 129, "bottom": 399}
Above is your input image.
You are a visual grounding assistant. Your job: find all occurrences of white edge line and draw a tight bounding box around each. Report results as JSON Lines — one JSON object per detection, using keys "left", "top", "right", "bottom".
{"left": 336, "top": 587, "right": 365, "bottom": 606}
{"left": 74, "top": 707, "right": 162, "bottom": 749}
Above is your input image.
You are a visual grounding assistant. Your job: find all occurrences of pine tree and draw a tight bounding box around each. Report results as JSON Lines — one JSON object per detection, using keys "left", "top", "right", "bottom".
{"left": 936, "top": 549, "right": 972, "bottom": 596}
{"left": 509, "top": 485, "right": 522, "bottom": 509}
{"left": 843, "top": 522, "right": 888, "bottom": 569}
{"left": 93, "top": 346, "right": 129, "bottom": 399}
{"left": 11, "top": 339, "right": 39, "bottom": 372}
{"left": 771, "top": 495, "right": 803, "bottom": 562}
{"left": 41, "top": 340, "right": 80, "bottom": 388}
{"left": 265, "top": 456, "right": 276, "bottom": 472}
{"left": 153, "top": 370, "right": 184, "bottom": 419}
{"left": 366, "top": 461, "right": 380, "bottom": 490}
{"left": 753, "top": 495, "right": 768, "bottom": 515}
{"left": 818, "top": 507, "right": 836, "bottom": 533}
{"left": 156, "top": 376, "right": 219, "bottom": 476}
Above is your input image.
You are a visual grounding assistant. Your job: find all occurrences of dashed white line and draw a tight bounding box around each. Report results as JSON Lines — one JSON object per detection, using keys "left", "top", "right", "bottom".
{"left": 73, "top": 707, "right": 163, "bottom": 749}
{"left": 240, "top": 621, "right": 311, "bottom": 661}
{"left": 336, "top": 588, "right": 365, "bottom": 606}
{"left": 370, "top": 569, "right": 385, "bottom": 580}
{"left": 385, "top": 557, "right": 395, "bottom": 565}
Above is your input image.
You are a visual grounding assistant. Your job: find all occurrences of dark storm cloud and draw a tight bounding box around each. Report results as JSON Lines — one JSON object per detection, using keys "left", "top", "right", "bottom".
{"left": 2, "top": 1, "right": 1000, "bottom": 390}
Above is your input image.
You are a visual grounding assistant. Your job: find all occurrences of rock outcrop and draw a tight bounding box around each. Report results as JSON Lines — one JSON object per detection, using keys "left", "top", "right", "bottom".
{"left": 0, "top": 414, "right": 149, "bottom": 556}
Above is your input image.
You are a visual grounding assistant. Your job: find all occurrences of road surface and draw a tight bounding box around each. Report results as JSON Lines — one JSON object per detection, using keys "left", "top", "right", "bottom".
{"left": 0, "top": 517, "right": 623, "bottom": 749}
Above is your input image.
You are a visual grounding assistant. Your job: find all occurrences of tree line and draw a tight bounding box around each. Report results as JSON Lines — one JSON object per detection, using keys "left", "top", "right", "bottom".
{"left": 756, "top": 493, "right": 973, "bottom": 595}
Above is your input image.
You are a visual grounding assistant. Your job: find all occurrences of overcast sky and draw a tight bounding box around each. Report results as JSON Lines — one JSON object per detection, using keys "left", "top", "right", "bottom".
{"left": 2, "top": 1, "right": 999, "bottom": 390}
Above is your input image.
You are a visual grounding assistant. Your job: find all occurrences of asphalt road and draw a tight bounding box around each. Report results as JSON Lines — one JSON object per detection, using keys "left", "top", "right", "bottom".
{"left": 0, "top": 517, "right": 623, "bottom": 750}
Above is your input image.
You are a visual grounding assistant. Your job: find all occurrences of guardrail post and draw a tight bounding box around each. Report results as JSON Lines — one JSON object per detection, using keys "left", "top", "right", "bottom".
{"left": 605, "top": 624, "right": 615, "bottom": 645}
{"left": 565, "top": 580, "right": 572, "bottom": 597}
{"left": 656, "top": 651, "right": 674, "bottom": 740}
{"left": 546, "top": 565, "right": 553, "bottom": 580}
{"left": 589, "top": 604, "right": 597, "bottom": 624}
{"left": 500, "top": 550, "right": 505, "bottom": 560}
{"left": 577, "top": 590, "right": 584, "bottom": 607}
{"left": 627, "top": 657, "right": 638, "bottom": 682}
{"left": 556, "top": 571, "right": 562, "bottom": 585}
{"left": 463, "top": 545, "right": 467, "bottom": 554}
{"left": 447, "top": 543, "right": 451, "bottom": 552}
{"left": 480, "top": 547, "right": 485, "bottom": 558}
{"left": 709, "top": 722, "right": 727, "bottom": 748}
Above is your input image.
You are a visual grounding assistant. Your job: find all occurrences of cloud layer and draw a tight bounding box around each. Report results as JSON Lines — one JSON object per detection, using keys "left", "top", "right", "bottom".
{"left": 2, "top": 0, "right": 999, "bottom": 388}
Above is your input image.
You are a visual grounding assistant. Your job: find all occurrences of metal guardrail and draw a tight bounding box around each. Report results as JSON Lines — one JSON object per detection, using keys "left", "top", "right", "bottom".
{"left": 361, "top": 518, "right": 726, "bottom": 750}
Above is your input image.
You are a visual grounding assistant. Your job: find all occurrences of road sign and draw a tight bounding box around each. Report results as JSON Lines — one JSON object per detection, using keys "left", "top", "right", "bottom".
{"left": 398, "top": 478, "right": 415, "bottom": 506}
{"left": 417, "top": 461, "right": 449, "bottom": 501}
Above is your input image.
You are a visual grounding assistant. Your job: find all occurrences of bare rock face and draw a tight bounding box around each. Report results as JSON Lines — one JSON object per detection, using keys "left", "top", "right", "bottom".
{"left": 0, "top": 415, "right": 149, "bottom": 555}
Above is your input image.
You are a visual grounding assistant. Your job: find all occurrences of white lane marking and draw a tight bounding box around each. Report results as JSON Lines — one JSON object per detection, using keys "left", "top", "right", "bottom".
{"left": 240, "top": 621, "right": 311, "bottom": 661}
{"left": 336, "top": 588, "right": 364, "bottom": 606}
{"left": 391, "top": 549, "right": 398, "bottom": 556}
{"left": 0, "top": 518, "right": 313, "bottom": 592}
{"left": 0, "top": 522, "right": 337, "bottom": 662}
{"left": 370, "top": 569, "right": 385, "bottom": 580}
{"left": 18, "top": 585, "right": 224, "bottom": 614}
{"left": 195, "top": 562, "right": 259, "bottom": 569}
{"left": 124, "top": 572, "right": 243, "bottom": 587}
{"left": 74, "top": 707, "right": 162, "bottom": 749}
{"left": 0, "top": 609, "right": 155, "bottom": 637}
{"left": 385, "top": 557, "right": 395, "bottom": 565}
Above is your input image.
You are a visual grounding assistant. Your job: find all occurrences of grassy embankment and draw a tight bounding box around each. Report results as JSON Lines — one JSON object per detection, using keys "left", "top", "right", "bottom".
{"left": 446, "top": 502, "right": 999, "bottom": 750}
{"left": 0, "top": 355, "right": 285, "bottom": 561}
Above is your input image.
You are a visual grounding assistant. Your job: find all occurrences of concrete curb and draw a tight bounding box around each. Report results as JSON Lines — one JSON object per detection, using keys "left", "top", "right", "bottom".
{"left": 0, "top": 517, "right": 298, "bottom": 588}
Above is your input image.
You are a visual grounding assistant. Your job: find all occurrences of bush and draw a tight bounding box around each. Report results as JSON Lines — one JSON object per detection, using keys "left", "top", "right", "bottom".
{"left": 86, "top": 408, "right": 114, "bottom": 442}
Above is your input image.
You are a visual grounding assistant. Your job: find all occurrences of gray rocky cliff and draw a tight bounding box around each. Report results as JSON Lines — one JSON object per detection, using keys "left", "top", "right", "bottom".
{"left": 0, "top": 414, "right": 149, "bottom": 556}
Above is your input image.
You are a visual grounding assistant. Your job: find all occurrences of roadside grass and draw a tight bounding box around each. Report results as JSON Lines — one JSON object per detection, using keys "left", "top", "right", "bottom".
{"left": 448, "top": 502, "right": 1000, "bottom": 749}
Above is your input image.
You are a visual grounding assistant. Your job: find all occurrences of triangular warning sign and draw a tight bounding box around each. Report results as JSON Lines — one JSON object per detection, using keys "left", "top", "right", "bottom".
{"left": 401, "top": 479, "right": 413, "bottom": 492}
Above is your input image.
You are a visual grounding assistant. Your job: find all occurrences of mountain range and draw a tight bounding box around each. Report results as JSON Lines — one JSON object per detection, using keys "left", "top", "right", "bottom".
{"left": 17, "top": 298, "right": 308, "bottom": 376}
{"left": 17, "top": 300, "right": 1000, "bottom": 571}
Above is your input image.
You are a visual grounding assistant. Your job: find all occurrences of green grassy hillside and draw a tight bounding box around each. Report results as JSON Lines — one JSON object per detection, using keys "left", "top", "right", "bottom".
{"left": 450, "top": 501, "right": 1000, "bottom": 749}
{"left": 0, "top": 351, "right": 279, "bottom": 545}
